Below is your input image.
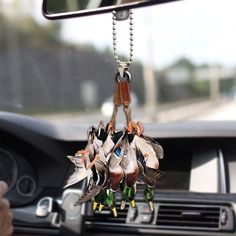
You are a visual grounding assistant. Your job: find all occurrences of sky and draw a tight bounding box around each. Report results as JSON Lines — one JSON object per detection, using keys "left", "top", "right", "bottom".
{"left": 5, "top": 0, "right": 236, "bottom": 69}
{"left": 59, "top": 0, "right": 236, "bottom": 68}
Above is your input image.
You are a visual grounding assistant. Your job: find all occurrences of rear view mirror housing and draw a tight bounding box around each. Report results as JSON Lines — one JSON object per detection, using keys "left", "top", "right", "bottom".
{"left": 42, "top": 0, "right": 180, "bottom": 20}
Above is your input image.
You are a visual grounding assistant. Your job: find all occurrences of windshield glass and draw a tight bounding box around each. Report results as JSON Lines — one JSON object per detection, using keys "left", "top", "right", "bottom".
{"left": 1, "top": 0, "right": 236, "bottom": 124}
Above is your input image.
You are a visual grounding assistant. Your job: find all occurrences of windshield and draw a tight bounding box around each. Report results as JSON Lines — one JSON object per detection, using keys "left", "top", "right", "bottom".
{"left": 1, "top": 0, "right": 236, "bottom": 125}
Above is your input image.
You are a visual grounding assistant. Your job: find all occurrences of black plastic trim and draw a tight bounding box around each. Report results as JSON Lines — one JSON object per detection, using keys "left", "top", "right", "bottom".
{"left": 42, "top": 0, "right": 181, "bottom": 20}
{"left": 14, "top": 226, "right": 59, "bottom": 235}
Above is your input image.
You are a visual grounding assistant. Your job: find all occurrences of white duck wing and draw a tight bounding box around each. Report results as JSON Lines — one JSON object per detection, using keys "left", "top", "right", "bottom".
{"left": 134, "top": 136, "right": 156, "bottom": 158}
{"left": 142, "top": 135, "right": 164, "bottom": 159}
{"left": 64, "top": 168, "right": 92, "bottom": 189}
{"left": 134, "top": 136, "right": 159, "bottom": 170}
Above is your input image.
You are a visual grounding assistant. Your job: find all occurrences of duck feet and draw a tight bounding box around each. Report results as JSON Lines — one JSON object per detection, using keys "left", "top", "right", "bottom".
{"left": 127, "top": 121, "right": 143, "bottom": 136}
{"left": 107, "top": 121, "right": 116, "bottom": 134}
{"left": 98, "top": 203, "right": 104, "bottom": 212}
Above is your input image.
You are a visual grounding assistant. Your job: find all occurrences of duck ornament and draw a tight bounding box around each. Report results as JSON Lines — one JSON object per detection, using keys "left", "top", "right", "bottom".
{"left": 64, "top": 73, "right": 165, "bottom": 217}
{"left": 64, "top": 10, "right": 164, "bottom": 217}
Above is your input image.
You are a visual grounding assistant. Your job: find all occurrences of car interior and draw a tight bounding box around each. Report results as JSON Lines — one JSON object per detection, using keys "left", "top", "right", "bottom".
{"left": 1, "top": 0, "right": 236, "bottom": 235}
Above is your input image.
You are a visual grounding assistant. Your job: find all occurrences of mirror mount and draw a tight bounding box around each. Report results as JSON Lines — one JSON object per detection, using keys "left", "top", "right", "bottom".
{"left": 42, "top": 0, "right": 180, "bottom": 20}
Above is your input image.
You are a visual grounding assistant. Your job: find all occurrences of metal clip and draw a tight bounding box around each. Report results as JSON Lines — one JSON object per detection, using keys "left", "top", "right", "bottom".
{"left": 118, "top": 61, "right": 128, "bottom": 78}
{"left": 115, "top": 10, "right": 130, "bottom": 21}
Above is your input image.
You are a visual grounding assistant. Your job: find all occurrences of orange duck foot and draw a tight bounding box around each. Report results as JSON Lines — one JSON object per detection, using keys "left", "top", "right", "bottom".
{"left": 76, "top": 149, "right": 89, "bottom": 156}
{"left": 107, "top": 121, "right": 116, "bottom": 134}
{"left": 127, "top": 121, "right": 144, "bottom": 136}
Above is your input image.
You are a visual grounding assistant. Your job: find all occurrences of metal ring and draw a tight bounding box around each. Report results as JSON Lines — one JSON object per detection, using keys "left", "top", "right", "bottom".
{"left": 116, "top": 70, "right": 132, "bottom": 83}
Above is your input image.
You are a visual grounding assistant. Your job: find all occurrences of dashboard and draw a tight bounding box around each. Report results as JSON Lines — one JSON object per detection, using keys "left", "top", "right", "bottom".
{"left": 0, "top": 111, "right": 236, "bottom": 236}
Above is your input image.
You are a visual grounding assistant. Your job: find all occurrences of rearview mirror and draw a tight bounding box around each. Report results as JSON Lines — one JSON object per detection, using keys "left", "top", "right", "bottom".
{"left": 42, "top": 0, "right": 179, "bottom": 20}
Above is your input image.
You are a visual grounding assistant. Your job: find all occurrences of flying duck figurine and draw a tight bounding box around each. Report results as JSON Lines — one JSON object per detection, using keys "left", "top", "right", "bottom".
{"left": 64, "top": 122, "right": 108, "bottom": 200}
{"left": 75, "top": 122, "right": 109, "bottom": 203}
{"left": 76, "top": 159, "right": 108, "bottom": 205}
{"left": 63, "top": 125, "right": 98, "bottom": 189}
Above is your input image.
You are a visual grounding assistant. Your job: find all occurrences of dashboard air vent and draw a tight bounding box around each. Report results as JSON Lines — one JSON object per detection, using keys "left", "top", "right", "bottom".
{"left": 156, "top": 204, "right": 234, "bottom": 231}
{"left": 89, "top": 203, "right": 129, "bottom": 224}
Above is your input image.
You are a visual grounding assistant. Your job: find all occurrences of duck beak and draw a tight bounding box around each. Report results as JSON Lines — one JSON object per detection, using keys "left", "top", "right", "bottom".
{"left": 148, "top": 201, "right": 154, "bottom": 212}
{"left": 130, "top": 200, "right": 136, "bottom": 208}
{"left": 66, "top": 155, "right": 74, "bottom": 161}
{"left": 93, "top": 201, "right": 98, "bottom": 211}
{"left": 120, "top": 201, "right": 126, "bottom": 210}
{"left": 99, "top": 204, "right": 104, "bottom": 212}
{"left": 111, "top": 207, "right": 117, "bottom": 217}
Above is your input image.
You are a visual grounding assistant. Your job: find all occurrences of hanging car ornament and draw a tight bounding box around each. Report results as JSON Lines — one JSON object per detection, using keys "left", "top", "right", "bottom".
{"left": 64, "top": 10, "right": 165, "bottom": 217}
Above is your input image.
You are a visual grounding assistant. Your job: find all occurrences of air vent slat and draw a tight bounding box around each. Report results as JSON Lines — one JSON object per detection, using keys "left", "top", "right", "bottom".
{"left": 157, "top": 204, "right": 221, "bottom": 230}
{"left": 159, "top": 207, "right": 219, "bottom": 212}
{"left": 159, "top": 208, "right": 219, "bottom": 213}
{"left": 88, "top": 203, "right": 129, "bottom": 224}
{"left": 157, "top": 219, "right": 218, "bottom": 226}
{"left": 158, "top": 214, "right": 219, "bottom": 220}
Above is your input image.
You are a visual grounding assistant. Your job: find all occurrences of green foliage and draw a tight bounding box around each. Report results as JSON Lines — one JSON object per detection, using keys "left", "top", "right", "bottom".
{"left": 46, "top": 0, "right": 86, "bottom": 13}
{"left": 46, "top": 0, "right": 67, "bottom": 13}
{"left": 220, "top": 78, "right": 234, "bottom": 94}
{"left": 170, "top": 57, "right": 195, "bottom": 70}
{"left": 18, "top": 17, "right": 61, "bottom": 47}
{"left": 0, "top": 11, "right": 61, "bottom": 53}
{"left": 191, "top": 80, "right": 210, "bottom": 97}
{"left": 158, "top": 58, "right": 212, "bottom": 103}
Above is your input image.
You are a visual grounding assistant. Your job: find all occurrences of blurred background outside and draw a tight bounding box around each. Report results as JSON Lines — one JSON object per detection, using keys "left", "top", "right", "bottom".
{"left": 1, "top": 0, "right": 236, "bottom": 125}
